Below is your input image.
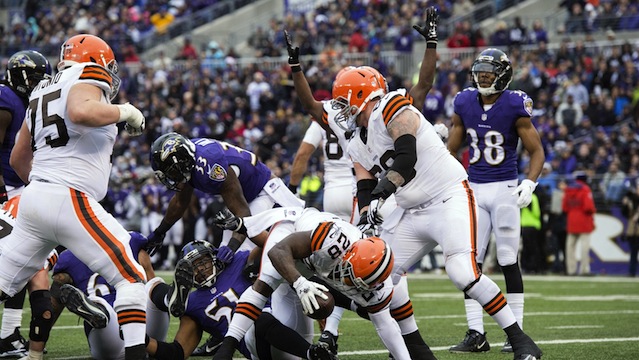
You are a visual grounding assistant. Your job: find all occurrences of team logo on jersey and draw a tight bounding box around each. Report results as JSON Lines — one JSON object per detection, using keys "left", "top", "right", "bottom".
{"left": 208, "top": 163, "right": 227, "bottom": 181}
{"left": 481, "top": 113, "right": 487, "bottom": 121}
{"left": 524, "top": 98, "right": 533, "bottom": 116}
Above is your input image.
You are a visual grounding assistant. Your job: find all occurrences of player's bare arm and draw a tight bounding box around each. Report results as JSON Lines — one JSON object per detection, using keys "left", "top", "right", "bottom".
{"left": 516, "top": 116, "right": 545, "bottom": 181}
{"left": 289, "top": 141, "right": 317, "bottom": 189}
{"left": 409, "top": 6, "right": 439, "bottom": 107}
{"left": 447, "top": 113, "right": 466, "bottom": 158}
{"left": 164, "top": 185, "right": 194, "bottom": 225}
{"left": 385, "top": 109, "right": 419, "bottom": 188}
{"left": 67, "top": 83, "right": 121, "bottom": 126}
{"left": 284, "top": 30, "right": 326, "bottom": 128}
{"left": 10, "top": 121, "right": 33, "bottom": 183}
{"left": 268, "top": 231, "right": 313, "bottom": 283}
{"left": 220, "top": 169, "right": 251, "bottom": 248}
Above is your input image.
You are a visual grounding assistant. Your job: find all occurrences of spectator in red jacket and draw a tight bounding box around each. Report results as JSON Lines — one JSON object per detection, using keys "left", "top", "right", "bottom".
{"left": 562, "top": 172, "right": 596, "bottom": 276}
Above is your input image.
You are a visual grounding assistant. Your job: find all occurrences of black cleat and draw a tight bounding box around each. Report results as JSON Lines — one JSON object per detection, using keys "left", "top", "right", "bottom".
{"left": 191, "top": 335, "right": 223, "bottom": 356}
{"left": 502, "top": 338, "right": 513, "bottom": 353}
{"left": 449, "top": 329, "right": 490, "bottom": 353}
{"left": 317, "top": 330, "right": 338, "bottom": 355}
{"left": 168, "top": 258, "right": 194, "bottom": 318}
{"left": 60, "top": 284, "right": 108, "bottom": 329}
{"left": 307, "top": 342, "right": 338, "bottom": 360}
{"left": 0, "top": 328, "right": 28, "bottom": 358}
{"left": 511, "top": 333, "right": 542, "bottom": 360}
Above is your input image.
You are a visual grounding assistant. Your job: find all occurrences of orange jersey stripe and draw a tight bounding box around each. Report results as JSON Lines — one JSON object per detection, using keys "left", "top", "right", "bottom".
{"left": 462, "top": 180, "right": 481, "bottom": 278}
{"left": 321, "top": 109, "right": 329, "bottom": 125}
{"left": 235, "top": 302, "right": 262, "bottom": 321}
{"left": 70, "top": 189, "right": 145, "bottom": 283}
{"left": 405, "top": 93, "right": 415, "bottom": 105}
{"left": 310, "top": 222, "right": 333, "bottom": 252}
{"left": 483, "top": 293, "right": 507, "bottom": 315}
{"left": 366, "top": 290, "right": 393, "bottom": 313}
{"left": 382, "top": 94, "right": 411, "bottom": 126}
{"left": 79, "top": 65, "right": 112, "bottom": 86}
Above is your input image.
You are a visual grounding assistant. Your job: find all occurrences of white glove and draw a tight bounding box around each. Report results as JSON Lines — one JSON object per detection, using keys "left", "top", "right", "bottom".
{"left": 511, "top": 179, "right": 538, "bottom": 208}
{"left": 367, "top": 198, "right": 385, "bottom": 225}
{"left": 117, "top": 103, "right": 145, "bottom": 136}
{"left": 433, "top": 123, "right": 449, "bottom": 142}
{"left": 292, "top": 276, "right": 329, "bottom": 315}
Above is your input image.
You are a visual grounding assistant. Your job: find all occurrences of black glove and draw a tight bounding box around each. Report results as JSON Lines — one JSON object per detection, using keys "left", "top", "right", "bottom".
{"left": 0, "top": 185, "right": 7, "bottom": 204}
{"left": 357, "top": 212, "right": 379, "bottom": 236}
{"left": 146, "top": 230, "right": 166, "bottom": 257}
{"left": 413, "top": 6, "right": 439, "bottom": 43}
{"left": 214, "top": 207, "right": 247, "bottom": 235}
{"left": 371, "top": 177, "right": 396, "bottom": 201}
{"left": 284, "top": 30, "right": 300, "bottom": 66}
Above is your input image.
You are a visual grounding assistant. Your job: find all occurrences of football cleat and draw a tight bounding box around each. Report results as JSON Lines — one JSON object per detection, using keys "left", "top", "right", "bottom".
{"left": 168, "top": 258, "right": 194, "bottom": 317}
{"left": 307, "top": 342, "right": 338, "bottom": 360}
{"left": 0, "top": 328, "right": 28, "bottom": 358}
{"left": 191, "top": 335, "right": 223, "bottom": 356}
{"left": 502, "top": 338, "right": 514, "bottom": 353}
{"left": 511, "top": 333, "right": 542, "bottom": 360}
{"left": 449, "top": 329, "right": 490, "bottom": 353}
{"left": 60, "top": 284, "right": 108, "bottom": 329}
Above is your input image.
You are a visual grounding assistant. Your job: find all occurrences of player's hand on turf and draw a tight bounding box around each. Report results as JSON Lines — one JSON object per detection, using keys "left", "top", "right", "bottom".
{"left": 293, "top": 276, "right": 329, "bottom": 315}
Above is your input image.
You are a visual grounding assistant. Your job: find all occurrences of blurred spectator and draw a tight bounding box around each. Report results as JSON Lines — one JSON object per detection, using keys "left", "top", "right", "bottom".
{"left": 422, "top": 87, "right": 446, "bottom": 124}
{"left": 621, "top": 179, "right": 639, "bottom": 277}
{"left": 601, "top": 161, "right": 627, "bottom": 204}
{"left": 564, "top": 73, "right": 590, "bottom": 110}
{"left": 565, "top": 2, "right": 586, "bottom": 33}
{"left": 549, "top": 179, "right": 568, "bottom": 273}
{"left": 529, "top": 19, "right": 548, "bottom": 44}
{"left": 555, "top": 94, "right": 583, "bottom": 131}
{"left": 177, "top": 37, "right": 198, "bottom": 60}
{"left": 562, "top": 172, "right": 596, "bottom": 276}
{"left": 150, "top": 6, "right": 174, "bottom": 34}
{"left": 447, "top": 22, "right": 471, "bottom": 48}
{"left": 490, "top": 20, "right": 510, "bottom": 47}
{"left": 470, "top": 28, "right": 487, "bottom": 48}
{"left": 394, "top": 26, "right": 414, "bottom": 53}
{"left": 348, "top": 26, "right": 368, "bottom": 53}
{"left": 151, "top": 50, "right": 173, "bottom": 71}
{"left": 509, "top": 16, "right": 528, "bottom": 47}
{"left": 246, "top": 72, "right": 271, "bottom": 117}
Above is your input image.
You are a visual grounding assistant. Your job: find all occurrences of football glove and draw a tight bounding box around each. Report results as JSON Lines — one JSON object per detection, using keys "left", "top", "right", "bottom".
{"left": 357, "top": 212, "right": 379, "bottom": 237}
{"left": 367, "top": 198, "right": 385, "bottom": 226}
{"left": 216, "top": 245, "right": 234, "bottom": 264}
{"left": 413, "top": 6, "right": 439, "bottom": 43}
{"left": 117, "top": 103, "right": 145, "bottom": 136}
{"left": 511, "top": 179, "right": 538, "bottom": 208}
{"left": 293, "top": 276, "right": 329, "bottom": 315}
{"left": 433, "top": 123, "right": 449, "bottom": 142}
{"left": 284, "top": 30, "right": 300, "bottom": 66}
{"left": 145, "top": 230, "right": 166, "bottom": 257}
{"left": 214, "top": 208, "right": 247, "bottom": 235}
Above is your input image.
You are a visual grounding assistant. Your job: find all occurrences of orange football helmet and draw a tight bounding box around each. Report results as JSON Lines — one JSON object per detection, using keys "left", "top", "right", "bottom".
{"left": 339, "top": 237, "right": 394, "bottom": 291}
{"left": 358, "top": 66, "right": 389, "bottom": 94}
{"left": 58, "top": 34, "right": 120, "bottom": 99}
{"left": 331, "top": 67, "right": 385, "bottom": 132}
{"left": 335, "top": 66, "right": 355, "bottom": 81}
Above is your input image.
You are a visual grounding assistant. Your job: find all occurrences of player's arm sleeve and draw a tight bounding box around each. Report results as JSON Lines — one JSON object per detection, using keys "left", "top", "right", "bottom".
{"left": 368, "top": 308, "right": 411, "bottom": 359}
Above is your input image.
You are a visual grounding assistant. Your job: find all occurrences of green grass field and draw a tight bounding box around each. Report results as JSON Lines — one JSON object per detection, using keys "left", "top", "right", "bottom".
{"left": 9, "top": 273, "right": 639, "bottom": 359}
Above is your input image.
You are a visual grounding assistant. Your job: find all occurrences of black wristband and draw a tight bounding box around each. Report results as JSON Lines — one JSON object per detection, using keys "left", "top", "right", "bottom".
{"left": 155, "top": 220, "right": 172, "bottom": 235}
{"left": 291, "top": 65, "right": 302, "bottom": 73}
{"left": 228, "top": 237, "right": 242, "bottom": 252}
{"left": 426, "top": 41, "right": 437, "bottom": 48}
{"left": 288, "top": 183, "right": 298, "bottom": 193}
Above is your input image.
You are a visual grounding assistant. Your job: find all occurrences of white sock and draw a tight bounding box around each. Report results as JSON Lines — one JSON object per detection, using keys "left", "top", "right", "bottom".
{"left": 323, "top": 307, "right": 344, "bottom": 337}
{"left": 465, "top": 299, "right": 484, "bottom": 334}
{"left": 506, "top": 293, "right": 524, "bottom": 329}
{"left": 1, "top": 309, "right": 22, "bottom": 338}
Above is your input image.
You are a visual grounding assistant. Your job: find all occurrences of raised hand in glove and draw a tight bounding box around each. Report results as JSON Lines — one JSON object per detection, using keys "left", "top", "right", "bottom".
{"left": 214, "top": 207, "right": 247, "bottom": 234}
{"left": 284, "top": 30, "right": 300, "bottom": 65}
{"left": 216, "top": 245, "right": 234, "bottom": 264}
{"left": 413, "top": 6, "right": 439, "bottom": 43}
{"left": 116, "top": 103, "right": 145, "bottom": 136}
{"left": 145, "top": 230, "right": 165, "bottom": 256}
{"left": 512, "top": 179, "right": 538, "bottom": 208}
{"left": 293, "top": 276, "right": 329, "bottom": 315}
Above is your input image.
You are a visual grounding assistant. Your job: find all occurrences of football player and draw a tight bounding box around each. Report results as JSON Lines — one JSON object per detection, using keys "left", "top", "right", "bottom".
{"left": 332, "top": 66, "right": 543, "bottom": 360}
{"left": 50, "top": 232, "right": 155, "bottom": 360}
{"left": 146, "top": 240, "right": 335, "bottom": 360}
{"left": 211, "top": 207, "right": 429, "bottom": 360}
{"left": 447, "top": 48, "right": 545, "bottom": 353}
{"left": 2, "top": 34, "right": 148, "bottom": 360}
{"left": 146, "top": 133, "right": 303, "bottom": 260}
{"left": 0, "top": 49, "right": 51, "bottom": 357}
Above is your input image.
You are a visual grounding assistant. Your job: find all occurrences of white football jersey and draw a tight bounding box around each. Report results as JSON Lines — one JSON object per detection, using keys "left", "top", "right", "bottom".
{"left": 347, "top": 90, "right": 468, "bottom": 209}
{"left": 26, "top": 63, "right": 117, "bottom": 200}
{"left": 302, "top": 120, "right": 353, "bottom": 190}
{"left": 295, "top": 209, "right": 394, "bottom": 311}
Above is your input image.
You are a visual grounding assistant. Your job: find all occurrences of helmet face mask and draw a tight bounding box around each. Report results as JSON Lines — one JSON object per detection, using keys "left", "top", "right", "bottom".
{"left": 58, "top": 34, "right": 121, "bottom": 100}
{"left": 151, "top": 133, "right": 196, "bottom": 191}
{"left": 180, "top": 240, "right": 224, "bottom": 288}
{"left": 331, "top": 68, "right": 385, "bottom": 132}
{"left": 471, "top": 48, "right": 513, "bottom": 96}
{"left": 337, "top": 237, "right": 394, "bottom": 291}
{"left": 6, "top": 50, "right": 52, "bottom": 97}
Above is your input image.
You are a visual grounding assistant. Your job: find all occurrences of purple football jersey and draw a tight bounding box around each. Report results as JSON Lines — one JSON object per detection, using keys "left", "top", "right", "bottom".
{"left": 453, "top": 88, "right": 533, "bottom": 183}
{"left": 53, "top": 233, "right": 148, "bottom": 306}
{"left": 184, "top": 250, "right": 251, "bottom": 358}
{"left": 0, "top": 84, "right": 27, "bottom": 187}
{"left": 189, "top": 138, "right": 271, "bottom": 202}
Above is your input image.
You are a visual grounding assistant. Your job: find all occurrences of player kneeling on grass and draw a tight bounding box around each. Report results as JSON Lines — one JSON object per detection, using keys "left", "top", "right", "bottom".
{"left": 49, "top": 231, "right": 154, "bottom": 360}
{"left": 145, "top": 240, "right": 334, "bottom": 360}
{"left": 211, "top": 207, "right": 416, "bottom": 360}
